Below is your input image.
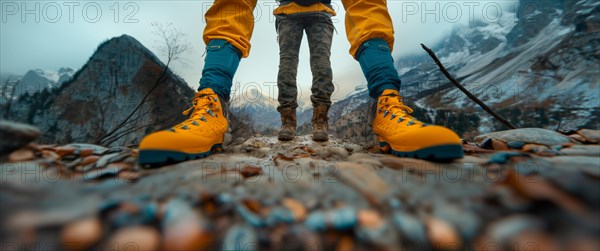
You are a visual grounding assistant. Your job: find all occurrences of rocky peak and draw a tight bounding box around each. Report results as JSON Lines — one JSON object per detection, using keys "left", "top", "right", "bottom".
{"left": 6, "top": 35, "right": 194, "bottom": 146}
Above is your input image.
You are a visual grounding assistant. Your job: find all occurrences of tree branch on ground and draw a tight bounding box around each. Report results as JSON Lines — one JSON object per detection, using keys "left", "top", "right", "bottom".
{"left": 421, "top": 43, "right": 517, "bottom": 130}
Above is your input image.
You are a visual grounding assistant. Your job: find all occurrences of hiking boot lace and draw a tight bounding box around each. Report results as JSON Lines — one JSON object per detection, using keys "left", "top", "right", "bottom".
{"left": 378, "top": 94, "right": 426, "bottom": 127}
{"left": 171, "top": 93, "right": 221, "bottom": 131}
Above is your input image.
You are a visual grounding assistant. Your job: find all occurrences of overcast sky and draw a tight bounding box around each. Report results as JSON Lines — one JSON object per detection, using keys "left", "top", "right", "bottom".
{"left": 1, "top": 0, "right": 517, "bottom": 102}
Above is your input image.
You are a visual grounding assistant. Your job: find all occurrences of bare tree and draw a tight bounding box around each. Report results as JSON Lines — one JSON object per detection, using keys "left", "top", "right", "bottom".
{"left": 95, "top": 22, "right": 191, "bottom": 146}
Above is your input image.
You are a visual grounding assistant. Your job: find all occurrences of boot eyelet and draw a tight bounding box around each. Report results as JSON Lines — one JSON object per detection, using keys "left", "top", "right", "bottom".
{"left": 192, "top": 121, "right": 200, "bottom": 126}
{"left": 383, "top": 110, "right": 389, "bottom": 117}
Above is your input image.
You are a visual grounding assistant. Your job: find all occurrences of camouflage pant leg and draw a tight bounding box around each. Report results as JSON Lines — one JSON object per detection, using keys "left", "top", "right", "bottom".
{"left": 305, "top": 16, "right": 334, "bottom": 108}
{"left": 276, "top": 16, "right": 304, "bottom": 112}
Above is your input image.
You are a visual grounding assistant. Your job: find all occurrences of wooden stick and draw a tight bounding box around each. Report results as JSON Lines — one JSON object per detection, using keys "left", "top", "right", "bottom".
{"left": 420, "top": 43, "right": 517, "bottom": 130}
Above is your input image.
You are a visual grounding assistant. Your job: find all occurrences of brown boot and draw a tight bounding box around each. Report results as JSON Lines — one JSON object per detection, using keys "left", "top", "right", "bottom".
{"left": 278, "top": 108, "right": 296, "bottom": 141}
{"left": 311, "top": 105, "right": 329, "bottom": 142}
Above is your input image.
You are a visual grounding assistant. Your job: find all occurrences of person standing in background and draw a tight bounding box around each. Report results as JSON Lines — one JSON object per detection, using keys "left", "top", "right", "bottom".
{"left": 274, "top": 0, "right": 335, "bottom": 142}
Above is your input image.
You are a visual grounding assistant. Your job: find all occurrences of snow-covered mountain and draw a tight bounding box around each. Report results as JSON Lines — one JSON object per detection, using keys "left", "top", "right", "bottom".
{"left": 230, "top": 87, "right": 313, "bottom": 131}
{"left": 230, "top": 88, "right": 280, "bottom": 129}
{"left": 0, "top": 68, "right": 74, "bottom": 101}
{"left": 322, "top": 0, "right": 599, "bottom": 141}
{"left": 6, "top": 35, "right": 195, "bottom": 145}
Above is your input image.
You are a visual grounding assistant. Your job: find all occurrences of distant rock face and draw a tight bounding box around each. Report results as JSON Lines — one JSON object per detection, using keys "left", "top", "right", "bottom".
{"left": 328, "top": 0, "right": 599, "bottom": 138}
{"left": 8, "top": 35, "right": 195, "bottom": 146}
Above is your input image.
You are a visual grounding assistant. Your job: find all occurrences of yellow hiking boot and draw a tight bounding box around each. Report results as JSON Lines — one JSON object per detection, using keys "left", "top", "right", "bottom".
{"left": 138, "top": 88, "right": 227, "bottom": 166}
{"left": 374, "top": 89, "right": 463, "bottom": 161}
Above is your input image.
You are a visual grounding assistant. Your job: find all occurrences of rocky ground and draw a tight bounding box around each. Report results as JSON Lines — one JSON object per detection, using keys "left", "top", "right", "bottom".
{"left": 1, "top": 121, "right": 599, "bottom": 251}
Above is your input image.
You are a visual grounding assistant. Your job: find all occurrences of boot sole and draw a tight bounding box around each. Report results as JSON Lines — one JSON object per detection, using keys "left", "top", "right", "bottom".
{"left": 312, "top": 132, "right": 329, "bottom": 142}
{"left": 380, "top": 142, "right": 463, "bottom": 162}
{"left": 139, "top": 144, "right": 223, "bottom": 167}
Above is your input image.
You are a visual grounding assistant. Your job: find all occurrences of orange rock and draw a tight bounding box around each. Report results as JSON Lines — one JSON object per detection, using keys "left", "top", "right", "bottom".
{"left": 106, "top": 226, "right": 160, "bottom": 251}
{"left": 358, "top": 209, "right": 383, "bottom": 229}
{"left": 522, "top": 144, "right": 548, "bottom": 153}
{"left": 162, "top": 200, "right": 212, "bottom": 250}
{"left": 577, "top": 129, "right": 600, "bottom": 144}
{"left": 283, "top": 198, "right": 307, "bottom": 221}
{"left": 55, "top": 146, "right": 77, "bottom": 157}
{"left": 79, "top": 148, "right": 95, "bottom": 157}
{"left": 80, "top": 155, "right": 100, "bottom": 166}
{"left": 425, "top": 217, "right": 462, "bottom": 251}
{"left": 8, "top": 149, "right": 36, "bottom": 162}
{"left": 61, "top": 217, "right": 103, "bottom": 251}
{"left": 337, "top": 236, "right": 355, "bottom": 251}
{"left": 242, "top": 199, "right": 262, "bottom": 214}
{"left": 42, "top": 150, "right": 60, "bottom": 161}
{"left": 491, "top": 139, "right": 509, "bottom": 150}
{"left": 569, "top": 134, "right": 587, "bottom": 143}
{"left": 163, "top": 219, "right": 212, "bottom": 251}
{"left": 118, "top": 170, "right": 140, "bottom": 182}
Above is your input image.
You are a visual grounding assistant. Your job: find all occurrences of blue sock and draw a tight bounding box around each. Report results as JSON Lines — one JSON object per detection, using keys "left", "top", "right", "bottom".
{"left": 198, "top": 39, "right": 241, "bottom": 101}
{"left": 356, "top": 38, "right": 401, "bottom": 98}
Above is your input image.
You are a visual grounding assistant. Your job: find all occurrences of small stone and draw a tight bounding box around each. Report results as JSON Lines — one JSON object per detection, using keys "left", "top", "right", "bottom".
{"left": 106, "top": 226, "right": 160, "bottom": 251}
{"left": 162, "top": 199, "right": 212, "bottom": 250}
{"left": 118, "top": 170, "right": 140, "bottom": 182}
{"left": 66, "top": 143, "right": 108, "bottom": 157}
{"left": 577, "top": 129, "right": 600, "bottom": 143}
{"left": 485, "top": 215, "right": 542, "bottom": 248}
{"left": 393, "top": 212, "right": 428, "bottom": 246}
{"left": 569, "top": 134, "right": 587, "bottom": 143}
{"left": 335, "top": 162, "right": 389, "bottom": 206}
{"left": 55, "top": 146, "right": 77, "bottom": 157}
{"left": 79, "top": 148, "right": 95, "bottom": 157}
{"left": 491, "top": 139, "right": 509, "bottom": 150}
{"left": 0, "top": 120, "right": 41, "bottom": 156}
{"left": 522, "top": 144, "right": 549, "bottom": 153}
{"left": 487, "top": 152, "right": 528, "bottom": 164}
{"left": 222, "top": 224, "right": 257, "bottom": 251}
{"left": 8, "top": 148, "right": 36, "bottom": 162}
{"left": 330, "top": 147, "right": 349, "bottom": 158}
{"left": 358, "top": 209, "right": 383, "bottom": 229}
{"left": 95, "top": 152, "right": 121, "bottom": 168}
{"left": 475, "top": 128, "right": 573, "bottom": 146}
{"left": 478, "top": 138, "right": 493, "bottom": 149}
{"left": 305, "top": 207, "right": 357, "bottom": 231}
{"left": 283, "top": 198, "right": 307, "bottom": 221}
{"left": 507, "top": 141, "right": 525, "bottom": 149}
{"left": 79, "top": 155, "right": 100, "bottom": 166}
{"left": 425, "top": 217, "right": 462, "bottom": 251}
{"left": 231, "top": 137, "right": 246, "bottom": 146}
{"left": 61, "top": 217, "right": 103, "bottom": 251}
{"left": 560, "top": 145, "right": 600, "bottom": 156}
{"left": 240, "top": 165, "right": 262, "bottom": 178}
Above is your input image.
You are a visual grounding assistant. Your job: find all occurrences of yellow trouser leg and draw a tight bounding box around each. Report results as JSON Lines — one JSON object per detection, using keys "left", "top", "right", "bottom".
{"left": 341, "top": 0, "right": 395, "bottom": 57}
{"left": 203, "top": 0, "right": 258, "bottom": 58}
